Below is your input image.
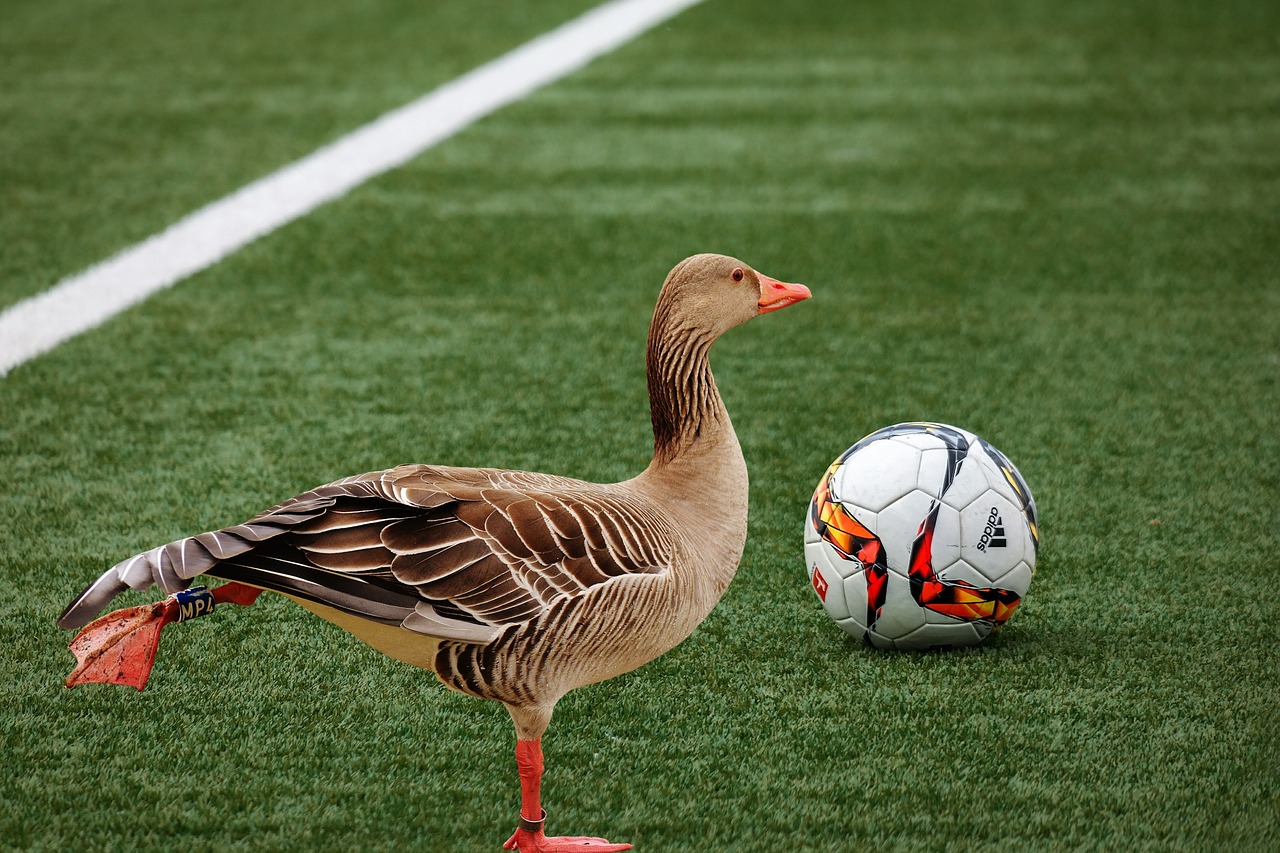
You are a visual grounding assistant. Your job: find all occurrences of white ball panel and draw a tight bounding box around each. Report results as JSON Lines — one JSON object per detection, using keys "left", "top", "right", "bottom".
{"left": 806, "top": 545, "right": 850, "bottom": 621}
{"left": 958, "top": 491, "right": 1027, "bottom": 582}
{"left": 806, "top": 535, "right": 858, "bottom": 581}
{"left": 932, "top": 448, "right": 992, "bottom": 510}
{"left": 871, "top": 572, "right": 926, "bottom": 636}
{"left": 864, "top": 628, "right": 896, "bottom": 650}
{"left": 803, "top": 511, "right": 820, "bottom": 545}
{"left": 929, "top": 500, "right": 964, "bottom": 572}
{"left": 840, "top": 569, "right": 869, "bottom": 628}
{"left": 831, "top": 439, "right": 922, "bottom": 512}
{"left": 897, "top": 621, "right": 987, "bottom": 650}
{"left": 836, "top": 616, "right": 868, "bottom": 639}
{"left": 889, "top": 430, "right": 949, "bottom": 453}
{"left": 932, "top": 559, "right": 991, "bottom": 591}
{"left": 843, "top": 501, "right": 879, "bottom": 539}
{"left": 980, "top": 452, "right": 1024, "bottom": 505}
{"left": 877, "top": 489, "right": 938, "bottom": 572}
{"left": 991, "top": 560, "right": 1034, "bottom": 596}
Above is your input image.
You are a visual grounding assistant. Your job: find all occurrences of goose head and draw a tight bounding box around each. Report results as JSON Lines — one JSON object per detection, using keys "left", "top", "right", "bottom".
{"left": 654, "top": 253, "right": 811, "bottom": 339}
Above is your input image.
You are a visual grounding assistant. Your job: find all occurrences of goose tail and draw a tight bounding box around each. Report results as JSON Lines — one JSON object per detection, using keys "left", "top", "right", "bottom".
{"left": 55, "top": 497, "right": 338, "bottom": 630}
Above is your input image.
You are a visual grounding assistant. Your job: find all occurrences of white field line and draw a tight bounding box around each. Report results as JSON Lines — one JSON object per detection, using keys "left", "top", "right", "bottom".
{"left": 0, "top": 0, "right": 703, "bottom": 377}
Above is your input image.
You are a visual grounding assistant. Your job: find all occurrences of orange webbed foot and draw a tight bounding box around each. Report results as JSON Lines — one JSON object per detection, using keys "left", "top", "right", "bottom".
{"left": 503, "top": 828, "right": 632, "bottom": 852}
{"left": 63, "top": 582, "right": 262, "bottom": 690}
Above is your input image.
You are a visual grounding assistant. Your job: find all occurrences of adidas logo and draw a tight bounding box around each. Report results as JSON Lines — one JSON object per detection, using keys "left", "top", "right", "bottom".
{"left": 976, "top": 506, "right": 1007, "bottom": 552}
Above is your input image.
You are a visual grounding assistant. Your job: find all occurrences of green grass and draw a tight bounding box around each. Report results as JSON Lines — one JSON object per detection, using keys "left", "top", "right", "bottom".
{"left": 0, "top": 0, "right": 601, "bottom": 311}
{"left": 3, "top": 0, "right": 1278, "bottom": 850}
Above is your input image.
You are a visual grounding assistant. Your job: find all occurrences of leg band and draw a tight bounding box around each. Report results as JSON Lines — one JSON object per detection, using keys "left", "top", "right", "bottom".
{"left": 518, "top": 809, "right": 547, "bottom": 833}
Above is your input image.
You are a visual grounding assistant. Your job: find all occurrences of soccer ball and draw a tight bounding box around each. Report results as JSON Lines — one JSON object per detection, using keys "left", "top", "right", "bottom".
{"left": 804, "top": 422, "right": 1039, "bottom": 650}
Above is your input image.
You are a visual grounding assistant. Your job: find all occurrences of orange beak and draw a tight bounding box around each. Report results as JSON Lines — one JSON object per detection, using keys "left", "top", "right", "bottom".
{"left": 757, "top": 273, "right": 812, "bottom": 313}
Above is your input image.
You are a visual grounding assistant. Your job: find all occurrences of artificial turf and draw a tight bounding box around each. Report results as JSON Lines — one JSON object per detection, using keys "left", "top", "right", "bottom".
{"left": 0, "top": 0, "right": 602, "bottom": 311}
{"left": 2, "top": 0, "right": 1277, "bottom": 850}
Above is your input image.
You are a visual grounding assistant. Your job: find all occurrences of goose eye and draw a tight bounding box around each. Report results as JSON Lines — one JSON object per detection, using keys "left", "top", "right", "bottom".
{"left": 731, "top": 268, "right": 744, "bottom": 282}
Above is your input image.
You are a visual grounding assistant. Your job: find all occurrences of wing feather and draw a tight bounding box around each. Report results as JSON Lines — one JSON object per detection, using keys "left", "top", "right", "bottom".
{"left": 294, "top": 522, "right": 386, "bottom": 553}
{"left": 195, "top": 530, "right": 252, "bottom": 560}
{"left": 413, "top": 553, "right": 511, "bottom": 600}
{"left": 293, "top": 505, "right": 415, "bottom": 534}
{"left": 391, "top": 537, "right": 494, "bottom": 585}
{"left": 304, "top": 545, "right": 396, "bottom": 571}
{"left": 381, "top": 516, "right": 473, "bottom": 553}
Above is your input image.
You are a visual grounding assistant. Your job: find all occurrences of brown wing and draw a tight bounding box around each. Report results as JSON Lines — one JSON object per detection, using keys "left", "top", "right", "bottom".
{"left": 57, "top": 464, "right": 674, "bottom": 642}
{"left": 375, "top": 465, "right": 672, "bottom": 627}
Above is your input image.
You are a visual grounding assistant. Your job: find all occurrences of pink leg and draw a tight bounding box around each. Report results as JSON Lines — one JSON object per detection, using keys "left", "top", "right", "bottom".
{"left": 501, "top": 739, "right": 632, "bottom": 852}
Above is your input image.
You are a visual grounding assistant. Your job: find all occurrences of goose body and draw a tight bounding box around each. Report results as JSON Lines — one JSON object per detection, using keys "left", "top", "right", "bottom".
{"left": 57, "top": 253, "right": 810, "bottom": 852}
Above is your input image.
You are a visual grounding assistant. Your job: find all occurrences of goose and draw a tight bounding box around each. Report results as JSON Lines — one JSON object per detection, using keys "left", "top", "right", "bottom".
{"left": 57, "top": 253, "right": 811, "bottom": 852}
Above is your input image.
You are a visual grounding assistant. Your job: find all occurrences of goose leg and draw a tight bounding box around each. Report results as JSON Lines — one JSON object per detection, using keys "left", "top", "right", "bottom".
{"left": 63, "top": 582, "right": 262, "bottom": 690}
{"left": 501, "top": 739, "right": 632, "bottom": 852}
